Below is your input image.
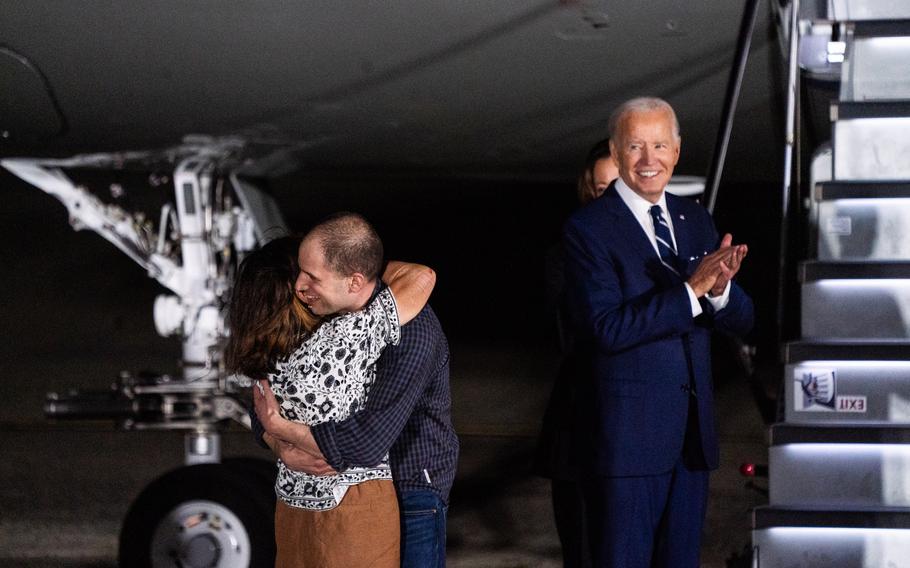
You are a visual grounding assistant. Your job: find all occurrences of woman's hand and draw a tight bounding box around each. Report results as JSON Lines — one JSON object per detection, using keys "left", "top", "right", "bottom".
{"left": 253, "top": 380, "right": 298, "bottom": 441}
{"left": 253, "top": 380, "right": 323, "bottom": 453}
{"left": 264, "top": 433, "right": 337, "bottom": 476}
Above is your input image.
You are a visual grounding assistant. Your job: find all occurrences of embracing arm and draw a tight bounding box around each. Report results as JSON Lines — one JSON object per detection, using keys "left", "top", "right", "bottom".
{"left": 383, "top": 261, "right": 435, "bottom": 325}
{"left": 264, "top": 430, "right": 336, "bottom": 475}
{"left": 251, "top": 381, "right": 336, "bottom": 475}
{"left": 311, "top": 317, "right": 435, "bottom": 469}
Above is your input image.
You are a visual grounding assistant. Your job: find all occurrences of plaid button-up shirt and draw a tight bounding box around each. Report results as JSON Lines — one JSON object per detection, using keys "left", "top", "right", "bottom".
{"left": 311, "top": 302, "right": 459, "bottom": 503}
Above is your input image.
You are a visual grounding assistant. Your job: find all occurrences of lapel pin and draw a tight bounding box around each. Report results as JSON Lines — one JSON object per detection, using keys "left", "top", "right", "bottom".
{"left": 679, "top": 214, "right": 685, "bottom": 220}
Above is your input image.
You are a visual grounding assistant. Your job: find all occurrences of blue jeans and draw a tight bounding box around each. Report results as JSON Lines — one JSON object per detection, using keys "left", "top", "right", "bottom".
{"left": 399, "top": 490, "right": 447, "bottom": 568}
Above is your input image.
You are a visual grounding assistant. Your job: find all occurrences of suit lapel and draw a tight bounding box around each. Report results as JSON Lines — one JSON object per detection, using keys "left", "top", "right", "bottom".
{"left": 665, "top": 195, "right": 690, "bottom": 272}
{"left": 602, "top": 186, "right": 659, "bottom": 263}
{"left": 601, "top": 185, "right": 681, "bottom": 286}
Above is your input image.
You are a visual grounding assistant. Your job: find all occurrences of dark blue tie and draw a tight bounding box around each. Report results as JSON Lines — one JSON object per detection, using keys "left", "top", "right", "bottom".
{"left": 649, "top": 205, "right": 680, "bottom": 276}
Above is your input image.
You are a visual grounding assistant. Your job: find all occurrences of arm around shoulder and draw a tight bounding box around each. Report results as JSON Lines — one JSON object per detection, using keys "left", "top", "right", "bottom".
{"left": 383, "top": 261, "right": 436, "bottom": 324}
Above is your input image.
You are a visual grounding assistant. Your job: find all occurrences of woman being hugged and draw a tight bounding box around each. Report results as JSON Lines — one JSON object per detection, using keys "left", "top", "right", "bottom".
{"left": 225, "top": 212, "right": 435, "bottom": 567}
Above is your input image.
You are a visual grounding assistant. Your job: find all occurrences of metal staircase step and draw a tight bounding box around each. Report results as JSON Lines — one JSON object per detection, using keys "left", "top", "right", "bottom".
{"left": 843, "top": 27, "right": 910, "bottom": 101}
{"left": 814, "top": 183, "right": 910, "bottom": 260}
{"left": 801, "top": 262, "right": 910, "bottom": 339}
{"left": 826, "top": 0, "right": 910, "bottom": 21}
{"left": 753, "top": 506, "right": 910, "bottom": 568}
{"left": 784, "top": 346, "right": 910, "bottom": 424}
{"left": 832, "top": 102, "right": 910, "bottom": 180}
{"left": 754, "top": 532, "right": 910, "bottom": 565}
{"left": 770, "top": 426, "right": 910, "bottom": 508}
{"left": 770, "top": 435, "right": 910, "bottom": 507}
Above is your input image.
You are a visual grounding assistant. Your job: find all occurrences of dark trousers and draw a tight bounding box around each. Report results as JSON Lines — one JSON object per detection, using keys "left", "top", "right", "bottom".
{"left": 552, "top": 479, "right": 592, "bottom": 568}
{"left": 583, "top": 458, "right": 709, "bottom": 568}
{"left": 400, "top": 490, "right": 447, "bottom": 568}
{"left": 584, "top": 395, "right": 710, "bottom": 568}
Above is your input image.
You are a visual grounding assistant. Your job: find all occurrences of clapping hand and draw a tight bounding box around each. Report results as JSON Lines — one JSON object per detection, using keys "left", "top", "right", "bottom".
{"left": 686, "top": 233, "right": 748, "bottom": 298}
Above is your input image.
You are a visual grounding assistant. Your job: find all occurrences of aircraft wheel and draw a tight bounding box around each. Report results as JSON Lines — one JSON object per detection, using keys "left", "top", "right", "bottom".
{"left": 119, "top": 463, "right": 275, "bottom": 568}
{"left": 222, "top": 456, "right": 277, "bottom": 488}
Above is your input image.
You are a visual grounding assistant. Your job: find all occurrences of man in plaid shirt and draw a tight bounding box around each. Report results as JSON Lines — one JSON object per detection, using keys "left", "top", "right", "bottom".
{"left": 253, "top": 289, "right": 459, "bottom": 567}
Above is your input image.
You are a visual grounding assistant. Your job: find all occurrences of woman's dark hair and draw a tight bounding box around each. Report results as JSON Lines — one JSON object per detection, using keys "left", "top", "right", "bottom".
{"left": 224, "top": 236, "right": 318, "bottom": 378}
{"left": 576, "top": 137, "right": 613, "bottom": 205}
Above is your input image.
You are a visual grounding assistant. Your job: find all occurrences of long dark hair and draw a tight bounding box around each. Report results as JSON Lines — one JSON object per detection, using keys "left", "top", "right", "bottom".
{"left": 224, "top": 236, "right": 319, "bottom": 379}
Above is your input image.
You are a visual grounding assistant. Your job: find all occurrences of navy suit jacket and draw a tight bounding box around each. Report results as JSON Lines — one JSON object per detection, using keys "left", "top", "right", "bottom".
{"left": 563, "top": 185, "right": 753, "bottom": 477}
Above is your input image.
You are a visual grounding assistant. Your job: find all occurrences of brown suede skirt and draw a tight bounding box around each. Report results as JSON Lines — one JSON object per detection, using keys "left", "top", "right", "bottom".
{"left": 275, "top": 479, "right": 400, "bottom": 568}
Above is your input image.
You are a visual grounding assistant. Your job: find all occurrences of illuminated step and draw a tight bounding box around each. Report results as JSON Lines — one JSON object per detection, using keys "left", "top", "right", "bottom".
{"left": 832, "top": 102, "right": 910, "bottom": 181}
{"left": 784, "top": 342, "right": 910, "bottom": 424}
{"left": 814, "top": 182, "right": 910, "bottom": 261}
{"left": 826, "top": 1, "right": 910, "bottom": 21}
{"left": 753, "top": 507, "right": 910, "bottom": 568}
{"left": 800, "top": 262, "right": 910, "bottom": 339}
{"left": 770, "top": 425, "right": 910, "bottom": 508}
{"left": 842, "top": 21, "right": 910, "bottom": 101}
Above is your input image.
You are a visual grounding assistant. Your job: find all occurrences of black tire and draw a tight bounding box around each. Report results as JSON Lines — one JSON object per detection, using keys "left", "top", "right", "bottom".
{"left": 119, "top": 463, "right": 275, "bottom": 568}
{"left": 223, "top": 456, "right": 278, "bottom": 546}
{"left": 222, "top": 457, "right": 277, "bottom": 490}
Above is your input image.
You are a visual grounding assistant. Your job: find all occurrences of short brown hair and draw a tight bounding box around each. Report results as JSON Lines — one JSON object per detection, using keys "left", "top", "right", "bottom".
{"left": 310, "top": 212, "right": 384, "bottom": 281}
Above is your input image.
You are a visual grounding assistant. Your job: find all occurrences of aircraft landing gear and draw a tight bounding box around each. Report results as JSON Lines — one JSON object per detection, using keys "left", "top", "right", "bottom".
{"left": 119, "top": 459, "right": 276, "bottom": 568}
{"left": 2, "top": 147, "right": 290, "bottom": 565}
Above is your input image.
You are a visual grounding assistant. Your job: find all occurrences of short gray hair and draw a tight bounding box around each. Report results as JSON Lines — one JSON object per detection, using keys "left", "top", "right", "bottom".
{"left": 608, "top": 97, "right": 680, "bottom": 142}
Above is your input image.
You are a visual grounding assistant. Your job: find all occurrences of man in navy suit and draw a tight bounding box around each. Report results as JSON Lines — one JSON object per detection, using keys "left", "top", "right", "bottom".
{"left": 563, "top": 97, "right": 754, "bottom": 567}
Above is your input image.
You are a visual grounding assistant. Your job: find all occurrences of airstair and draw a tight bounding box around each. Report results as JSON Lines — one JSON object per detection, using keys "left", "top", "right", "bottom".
{"left": 752, "top": 1, "right": 910, "bottom": 566}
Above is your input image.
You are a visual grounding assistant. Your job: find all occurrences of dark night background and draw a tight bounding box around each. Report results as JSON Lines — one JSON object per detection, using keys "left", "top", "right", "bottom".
{"left": 0, "top": 164, "right": 783, "bottom": 420}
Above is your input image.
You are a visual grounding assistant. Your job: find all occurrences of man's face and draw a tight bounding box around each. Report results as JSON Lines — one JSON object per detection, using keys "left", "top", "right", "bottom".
{"left": 295, "top": 236, "right": 352, "bottom": 316}
{"left": 611, "top": 109, "right": 680, "bottom": 204}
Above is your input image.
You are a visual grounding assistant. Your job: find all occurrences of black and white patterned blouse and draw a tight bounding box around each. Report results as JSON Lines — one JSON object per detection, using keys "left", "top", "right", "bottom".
{"left": 268, "top": 287, "right": 401, "bottom": 510}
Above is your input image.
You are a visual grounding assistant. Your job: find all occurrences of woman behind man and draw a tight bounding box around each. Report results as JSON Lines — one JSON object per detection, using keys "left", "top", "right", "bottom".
{"left": 226, "top": 213, "right": 435, "bottom": 567}
{"left": 536, "top": 138, "right": 618, "bottom": 568}
{"left": 575, "top": 137, "right": 620, "bottom": 206}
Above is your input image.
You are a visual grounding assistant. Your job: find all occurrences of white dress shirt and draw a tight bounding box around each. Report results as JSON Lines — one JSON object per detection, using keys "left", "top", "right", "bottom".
{"left": 613, "top": 178, "right": 730, "bottom": 317}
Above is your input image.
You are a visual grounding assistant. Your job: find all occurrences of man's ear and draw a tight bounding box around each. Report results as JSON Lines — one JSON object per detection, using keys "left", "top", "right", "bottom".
{"left": 348, "top": 272, "right": 366, "bottom": 293}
